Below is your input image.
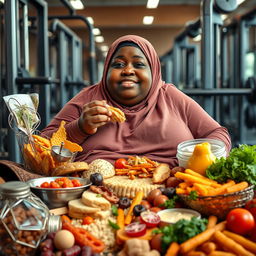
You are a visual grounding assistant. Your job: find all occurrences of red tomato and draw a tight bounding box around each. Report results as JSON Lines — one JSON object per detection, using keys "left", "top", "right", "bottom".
{"left": 115, "top": 158, "right": 128, "bottom": 169}
{"left": 140, "top": 211, "right": 161, "bottom": 228}
{"left": 50, "top": 181, "right": 61, "bottom": 189}
{"left": 82, "top": 216, "right": 94, "bottom": 225}
{"left": 71, "top": 179, "right": 82, "bottom": 187}
{"left": 226, "top": 208, "right": 255, "bottom": 235}
{"left": 125, "top": 222, "right": 147, "bottom": 237}
{"left": 149, "top": 207, "right": 162, "bottom": 213}
{"left": 245, "top": 199, "right": 256, "bottom": 220}
{"left": 40, "top": 182, "right": 50, "bottom": 188}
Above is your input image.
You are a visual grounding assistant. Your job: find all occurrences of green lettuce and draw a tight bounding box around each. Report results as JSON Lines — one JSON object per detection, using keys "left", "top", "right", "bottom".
{"left": 206, "top": 144, "right": 256, "bottom": 185}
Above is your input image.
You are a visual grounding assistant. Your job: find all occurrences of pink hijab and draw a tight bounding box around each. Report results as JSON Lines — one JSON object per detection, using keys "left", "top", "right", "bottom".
{"left": 42, "top": 35, "right": 231, "bottom": 166}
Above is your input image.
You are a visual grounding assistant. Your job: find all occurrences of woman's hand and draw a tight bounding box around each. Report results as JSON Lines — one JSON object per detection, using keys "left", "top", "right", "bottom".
{"left": 78, "top": 100, "right": 111, "bottom": 135}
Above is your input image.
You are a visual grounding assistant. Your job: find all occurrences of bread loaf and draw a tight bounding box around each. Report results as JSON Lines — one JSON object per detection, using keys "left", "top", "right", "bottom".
{"left": 52, "top": 161, "right": 89, "bottom": 176}
{"left": 81, "top": 190, "right": 111, "bottom": 210}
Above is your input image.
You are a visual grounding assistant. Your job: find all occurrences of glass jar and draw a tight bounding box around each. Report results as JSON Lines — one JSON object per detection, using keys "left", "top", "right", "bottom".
{"left": 0, "top": 181, "right": 61, "bottom": 256}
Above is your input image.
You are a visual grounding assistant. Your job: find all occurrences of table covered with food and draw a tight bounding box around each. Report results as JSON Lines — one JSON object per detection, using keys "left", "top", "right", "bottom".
{"left": 1, "top": 94, "right": 256, "bottom": 256}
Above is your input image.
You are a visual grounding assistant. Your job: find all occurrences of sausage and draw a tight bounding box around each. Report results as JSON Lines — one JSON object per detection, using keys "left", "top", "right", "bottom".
{"left": 62, "top": 245, "right": 81, "bottom": 256}
{"left": 90, "top": 185, "right": 119, "bottom": 203}
{"left": 81, "top": 245, "right": 92, "bottom": 256}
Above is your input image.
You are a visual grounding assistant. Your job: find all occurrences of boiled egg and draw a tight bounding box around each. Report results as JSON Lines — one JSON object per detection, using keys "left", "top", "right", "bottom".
{"left": 54, "top": 229, "right": 75, "bottom": 250}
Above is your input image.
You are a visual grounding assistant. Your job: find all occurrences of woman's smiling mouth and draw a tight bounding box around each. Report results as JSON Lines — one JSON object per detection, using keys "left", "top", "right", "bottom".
{"left": 119, "top": 80, "right": 138, "bottom": 88}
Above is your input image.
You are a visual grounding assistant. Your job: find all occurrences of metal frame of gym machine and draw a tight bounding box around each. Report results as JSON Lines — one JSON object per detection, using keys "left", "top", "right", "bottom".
{"left": 160, "top": 0, "right": 255, "bottom": 146}
{"left": 2, "top": 0, "right": 96, "bottom": 162}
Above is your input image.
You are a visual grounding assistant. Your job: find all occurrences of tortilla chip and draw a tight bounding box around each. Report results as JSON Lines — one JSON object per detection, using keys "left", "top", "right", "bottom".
{"left": 50, "top": 121, "right": 67, "bottom": 146}
{"left": 64, "top": 139, "right": 83, "bottom": 153}
{"left": 32, "top": 134, "right": 51, "bottom": 149}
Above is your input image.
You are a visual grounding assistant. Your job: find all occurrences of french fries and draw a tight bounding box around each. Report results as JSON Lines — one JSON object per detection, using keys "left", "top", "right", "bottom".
{"left": 115, "top": 156, "right": 158, "bottom": 179}
{"left": 175, "top": 169, "right": 249, "bottom": 197}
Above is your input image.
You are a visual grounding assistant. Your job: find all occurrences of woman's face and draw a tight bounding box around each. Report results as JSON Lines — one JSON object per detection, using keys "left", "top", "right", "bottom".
{"left": 106, "top": 46, "right": 152, "bottom": 106}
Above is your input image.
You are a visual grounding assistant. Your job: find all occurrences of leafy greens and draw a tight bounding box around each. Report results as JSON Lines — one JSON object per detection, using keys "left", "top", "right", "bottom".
{"left": 153, "top": 217, "right": 208, "bottom": 252}
{"left": 206, "top": 144, "right": 256, "bottom": 185}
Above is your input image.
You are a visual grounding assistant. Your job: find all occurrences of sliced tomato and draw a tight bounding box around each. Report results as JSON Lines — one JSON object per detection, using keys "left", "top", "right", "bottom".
{"left": 140, "top": 211, "right": 161, "bottom": 228}
{"left": 125, "top": 222, "right": 147, "bottom": 237}
{"left": 115, "top": 158, "right": 128, "bottom": 169}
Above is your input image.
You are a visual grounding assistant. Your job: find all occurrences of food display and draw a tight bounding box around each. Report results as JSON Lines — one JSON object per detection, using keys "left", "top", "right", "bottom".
{"left": 3, "top": 100, "right": 256, "bottom": 256}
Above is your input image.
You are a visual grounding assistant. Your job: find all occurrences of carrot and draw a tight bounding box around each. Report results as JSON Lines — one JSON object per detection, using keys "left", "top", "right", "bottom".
{"left": 185, "top": 169, "right": 218, "bottom": 184}
{"left": 226, "top": 181, "right": 248, "bottom": 194}
{"left": 223, "top": 230, "right": 256, "bottom": 253}
{"left": 213, "top": 231, "right": 254, "bottom": 256}
{"left": 61, "top": 215, "right": 71, "bottom": 224}
{"left": 124, "top": 191, "right": 144, "bottom": 225}
{"left": 117, "top": 208, "right": 125, "bottom": 229}
{"left": 186, "top": 251, "right": 206, "bottom": 256}
{"left": 208, "top": 251, "right": 236, "bottom": 256}
{"left": 206, "top": 216, "right": 218, "bottom": 229}
{"left": 206, "top": 180, "right": 235, "bottom": 196}
{"left": 179, "top": 221, "right": 226, "bottom": 254}
{"left": 174, "top": 172, "right": 220, "bottom": 188}
{"left": 200, "top": 241, "right": 217, "bottom": 254}
{"left": 165, "top": 242, "right": 179, "bottom": 256}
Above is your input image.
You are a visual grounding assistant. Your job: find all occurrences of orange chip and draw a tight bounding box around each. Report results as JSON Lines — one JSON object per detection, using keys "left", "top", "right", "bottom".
{"left": 50, "top": 120, "right": 67, "bottom": 146}
{"left": 23, "top": 144, "right": 42, "bottom": 171}
{"left": 32, "top": 134, "right": 51, "bottom": 149}
{"left": 64, "top": 139, "right": 83, "bottom": 153}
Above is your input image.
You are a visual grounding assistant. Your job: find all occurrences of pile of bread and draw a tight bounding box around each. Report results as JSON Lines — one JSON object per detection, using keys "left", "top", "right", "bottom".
{"left": 68, "top": 189, "right": 112, "bottom": 219}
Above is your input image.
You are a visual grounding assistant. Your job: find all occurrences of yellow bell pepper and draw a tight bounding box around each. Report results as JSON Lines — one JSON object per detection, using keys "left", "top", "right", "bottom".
{"left": 186, "top": 142, "right": 216, "bottom": 176}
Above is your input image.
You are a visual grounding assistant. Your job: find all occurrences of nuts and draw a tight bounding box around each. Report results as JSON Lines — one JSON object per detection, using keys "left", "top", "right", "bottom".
{"left": 0, "top": 206, "right": 43, "bottom": 256}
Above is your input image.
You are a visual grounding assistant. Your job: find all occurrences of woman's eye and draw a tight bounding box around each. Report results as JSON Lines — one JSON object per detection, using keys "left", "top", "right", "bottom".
{"left": 111, "top": 62, "right": 125, "bottom": 68}
{"left": 134, "top": 62, "right": 146, "bottom": 68}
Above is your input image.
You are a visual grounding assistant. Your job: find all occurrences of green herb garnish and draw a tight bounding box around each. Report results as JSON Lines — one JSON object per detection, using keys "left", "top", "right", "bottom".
{"left": 153, "top": 217, "right": 208, "bottom": 252}
{"left": 96, "top": 194, "right": 102, "bottom": 197}
{"left": 111, "top": 205, "right": 118, "bottom": 216}
{"left": 189, "top": 191, "right": 198, "bottom": 200}
{"left": 161, "top": 195, "right": 179, "bottom": 209}
{"left": 108, "top": 220, "right": 120, "bottom": 230}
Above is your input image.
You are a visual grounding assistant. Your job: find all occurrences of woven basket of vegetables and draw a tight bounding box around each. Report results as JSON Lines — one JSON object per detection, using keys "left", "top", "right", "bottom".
{"left": 178, "top": 185, "right": 254, "bottom": 219}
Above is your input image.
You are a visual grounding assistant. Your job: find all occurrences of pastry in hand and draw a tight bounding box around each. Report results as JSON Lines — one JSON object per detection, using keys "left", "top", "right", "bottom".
{"left": 108, "top": 106, "right": 126, "bottom": 123}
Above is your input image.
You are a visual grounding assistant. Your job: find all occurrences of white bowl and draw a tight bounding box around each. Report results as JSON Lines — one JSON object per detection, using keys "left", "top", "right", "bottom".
{"left": 157, "top": 208, "right": 201, "bottom": 226}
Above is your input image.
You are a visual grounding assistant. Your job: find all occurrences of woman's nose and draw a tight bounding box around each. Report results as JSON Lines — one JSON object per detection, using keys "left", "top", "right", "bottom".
{"left": 122, "top": 65, "right": 135, "bottom": 75}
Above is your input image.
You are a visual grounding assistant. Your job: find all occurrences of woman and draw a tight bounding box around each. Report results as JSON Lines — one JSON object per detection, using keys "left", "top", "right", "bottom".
{"left": 41, "top": 35, "right": 231, "bottom": 167}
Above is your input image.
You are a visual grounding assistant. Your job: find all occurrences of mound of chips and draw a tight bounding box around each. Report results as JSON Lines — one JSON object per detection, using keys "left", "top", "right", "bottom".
{"left": 23, "top": 120, "right": 83, "bottom": 175}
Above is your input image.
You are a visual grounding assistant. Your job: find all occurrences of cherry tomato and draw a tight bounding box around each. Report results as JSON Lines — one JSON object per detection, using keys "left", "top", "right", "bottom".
{"left": 40, "top": 182, "right": 50, "bottom": 188}
{"left": 115, "top": 158, "right": 128, "bottom": 169}
{"left": 140, "top": 211, "right": 161, "bottom": 228}
{"left": 62, "top": 180, "right": 74, "bottom": 188}
{"left": 149, "top": 207, "right": 162, "bottom": 213}
{"left": 245, "top": 199, "right": 256, "bottom": 220}
{"left": 82, "top": 216, "right": 94, "bottom": 225}
{"left": 125, "top": 222, "right": 147, "bottom": 237}
{"left": 50, "top": 181, "right": 61, "bottom": 189}
{"left": 71, "top": 179, "right": 82, "bottom": 187}
{"left": 226, "top": 208, "right": 255, "bottom": 235}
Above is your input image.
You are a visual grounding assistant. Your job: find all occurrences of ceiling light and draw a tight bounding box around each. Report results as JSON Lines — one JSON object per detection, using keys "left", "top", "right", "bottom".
{"left": 101, "top": 45, "right": 109, "bottom": 52}
{"left": 95, "top": 36, "right": 104, "bottom": 43}
{"left": 70, "top": 0, "right": 84, "bottom": 10}
{"left": 143, "top": 16, "right": 154, "bottom": 25}
{"left": 147, "top": 0, "right": 159, "bottom": 9}
{"left": 237, "top": 0, "right": 246, "bottom": 5}
{"left": 87, "top": 17, "right": 94, "bottom": 25}
{"left": 93, "top": 28, "right": 101, "bottom": 36}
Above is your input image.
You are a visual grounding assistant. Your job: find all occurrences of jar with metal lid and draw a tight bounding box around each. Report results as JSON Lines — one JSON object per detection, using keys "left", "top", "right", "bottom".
{"left": 0, "top": 181, "right": 61, "bottom": 256}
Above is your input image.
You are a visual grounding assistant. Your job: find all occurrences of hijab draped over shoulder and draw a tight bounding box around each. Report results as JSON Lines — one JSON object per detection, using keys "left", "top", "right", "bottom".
{"left": 42, "top": 35, "right": 231, "bottom": 166}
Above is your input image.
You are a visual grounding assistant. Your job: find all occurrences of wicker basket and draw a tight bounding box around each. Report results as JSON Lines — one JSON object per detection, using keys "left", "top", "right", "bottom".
{"left": 178, "top": 185, "right": 255, "bottom": 219}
